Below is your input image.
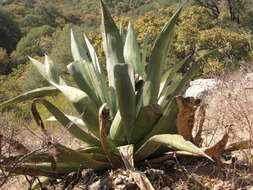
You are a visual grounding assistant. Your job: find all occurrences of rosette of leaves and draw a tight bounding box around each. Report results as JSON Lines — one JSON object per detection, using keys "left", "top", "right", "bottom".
{"left": 0, "top": 0, "right": 215, "bottom": 182}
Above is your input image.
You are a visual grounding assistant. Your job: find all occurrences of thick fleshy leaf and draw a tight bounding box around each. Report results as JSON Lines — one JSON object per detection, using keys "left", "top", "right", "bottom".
{"left": 83, "top": 33, "right": 110, "bottom": 105}
{"left": 109, "top": 111, "right": 126, "bottom": 144}
{"left": 135, "top": 134, "right": 211, "bottom": 161}
{"left": 119, "top": 22, "right": 125, "bottom": 45}
{"left": 33, "top": 99, "right": 100, "bottom": 146}
{"left": 158, "top": 55, "right": 192, "bottom": 99}
{"left": 142, "top": 7, "right": 182, "bottom": 106}
{"left": 0, "top": 86, "right": 59, "bottom": 110}
{"left": 45, "top": 55, "right": 60, "bottom": 84}
{"left": 101, "top": 0, "right": 125, "bottom": 116}
{"left": 158, "top": 74, "right": 182, "bottom": 106}
{"left": 131, "top": 104, "right": 162, "bottom": 144}
{"left": 141, "top": 31, "right": 149, "bottom": 70}
{"left": 140, "top": 52, "right": 217, "bottom": 145}
{"left": 67, "top": 61, "right": 101, "bottom": 107}
{"left": 80, "top": 153, "right": 108, "bottom": 162}
{"left": 137, "top": 99, "right": 178, "bottom": 148}
{"left": 47, "top": 143, "right": 109, "bottom": 169}
{"left": 29, "top": 57, "right": 66, "bottom": 85}
{"left": 114, "top": 63, "right": 136, "bottom": 142}
{"left": 124, "top": 22, "right": 142, "bottom": 76}
{"left": 52, "top": 84, "right": 99, "bottom": 137}
{"left": 46, "top": 115, "right": 86, "bottom": 127}
{"left": 70, "top": 29, "right": 89, "bottom": 62}
{"left": 20, "top": 161, "right": 108, "bottom": 175}
{"left": 83, "top": 32, "right": 110, "bottom": 103}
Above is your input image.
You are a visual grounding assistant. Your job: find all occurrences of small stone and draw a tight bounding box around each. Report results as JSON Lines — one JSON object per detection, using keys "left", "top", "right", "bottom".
{"left": 114, "top": 177, "right": 123, "bottom": 185}
{"left": 161, "top": 187, "right": 171, "bottom": 190}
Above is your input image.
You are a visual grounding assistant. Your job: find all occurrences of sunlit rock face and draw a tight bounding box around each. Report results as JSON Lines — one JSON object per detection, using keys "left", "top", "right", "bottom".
{"left": 184, "top": 79, "right": 217, "bottom": 99}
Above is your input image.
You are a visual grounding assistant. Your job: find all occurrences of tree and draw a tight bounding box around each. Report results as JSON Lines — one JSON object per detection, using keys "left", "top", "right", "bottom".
{"left": 0, "top": 8, "right": 21, "bottom": 54}
{"left": 34, "top": 4, "right": 63, "bottom": 27}
{"left": 24, "top": 0, "right": 34, "bottom": 8}
{"left": 191, "top": 0, "right": 222, "bottom": 18}
{"left": 0, "top": 48, "right": 11, "bottom": 75}
{"left": 192, "top": 0, "right": 250, "bottom": 24}
{"left": 11, "top": 25, "right": 55, "bottom": 66}
{"left": 226, "top": 0, "right": 247, "bottom": 24}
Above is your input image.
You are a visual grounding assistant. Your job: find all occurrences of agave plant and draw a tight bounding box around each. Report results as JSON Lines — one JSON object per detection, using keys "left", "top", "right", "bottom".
{"left": 0, "top": 0, "right": 216, "bottom": 183}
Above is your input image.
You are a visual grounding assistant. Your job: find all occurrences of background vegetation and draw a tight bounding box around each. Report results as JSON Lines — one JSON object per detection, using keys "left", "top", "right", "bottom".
{"left": 0, "top": 0, "right": 253, "bottom": 117}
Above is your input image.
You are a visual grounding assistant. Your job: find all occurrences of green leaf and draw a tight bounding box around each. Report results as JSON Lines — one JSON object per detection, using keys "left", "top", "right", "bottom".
{"left": 70, "top": 29, "right": 89, "bottom": 62}
{"left": 0, "top": 86, "right": 59, "bottom": 110}
{"left": 46, "top": 115, "right": 86, "bottom": 127}
{"left": 53, "top": 84, "right": 99, "bottom": 137}
{"left": 142, "top": 7, "right": 182, "bottom": 106}
{"left": 50, "top": 143, "right": 109, "bottom": 169}
{"left": 109, "top": 111, "right": 126, "bottom": 144}
{"left": 100, "top": 0, "right": 125, "bottom": 116}
{"left": 135, "top": 134, "right": 211, "bottom": 161}
{"left": 33, "top": 99, "right": 100, "bottom": 146}
{"left": 158, "top": 75, "right": 182, "bottom": 106}
{"left": 142, "top": 31, "right": 149, "bottom": 70}
{"left": 119, "top": 22, "right": 125, "bottom": 45}
{"left": 131, "top": 104, "right": 162, "bottom": 144}
{"left": 67, "top": 61, "right": 101, "bottom": 107}
{"left": 124, "top": 22, "right": 142, "bottom": 76}
{"left": 139, "top": 51, "right": 219, "bottom": 145}
{"left": 83, "top": 33, "right": 110, "bottom": 106}
{"left": 137, "top": 99, "right": 178, "bottom": 148}
{"left": 21, "top": 160, "right": 108, "bottom": 174}
{"left": 114, "top": 63, "right": 136, "bottom": 142}
{"left": 29, "top": 57, "right": 66, "bottom": 85}
{"left": 158, "top": 55, "right": 191, "bottom": 99}
{"left": 45, "top": 55, "right": 60, "bottom": 84}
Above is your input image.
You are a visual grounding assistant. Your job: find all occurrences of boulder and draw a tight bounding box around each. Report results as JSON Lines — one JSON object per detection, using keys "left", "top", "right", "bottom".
{"left": 184, "top": 79, "right": 217, "bottom": 99}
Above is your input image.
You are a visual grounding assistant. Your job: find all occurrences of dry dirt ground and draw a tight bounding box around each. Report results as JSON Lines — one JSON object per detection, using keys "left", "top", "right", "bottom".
{"left": 1, "top": 71, "right": 253, "bottom": 189}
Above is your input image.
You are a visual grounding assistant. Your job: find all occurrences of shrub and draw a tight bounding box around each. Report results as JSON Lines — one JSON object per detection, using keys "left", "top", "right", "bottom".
{"left": 0, "top": 48, "right": 11, "bottom": 75}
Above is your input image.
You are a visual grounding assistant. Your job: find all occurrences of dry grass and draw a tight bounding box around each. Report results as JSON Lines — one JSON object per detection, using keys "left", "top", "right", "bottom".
{"left": 199, "top": 70, "right": 253, "bottom": 164}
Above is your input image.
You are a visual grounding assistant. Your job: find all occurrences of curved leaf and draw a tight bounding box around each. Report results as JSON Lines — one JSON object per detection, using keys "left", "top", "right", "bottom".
{"left": 135, "top": 134, "right": 211, "bottom": 161}
{"left": 46, "top": 115, "right": 86, "bottom": 127}
{"left": 0, "top": 86, "right": 59, "bottom": 110}
{"left": 53, "top": 85, "right": 99, "bottom": 137}
{"left": 28, "top": 56, "right": 66, "bottom": 85}
{"left": 33, "top": 99, "right": 100, "bottom": 146}
{"left": 142, "top": 7, "right": 182, "bottom": 106}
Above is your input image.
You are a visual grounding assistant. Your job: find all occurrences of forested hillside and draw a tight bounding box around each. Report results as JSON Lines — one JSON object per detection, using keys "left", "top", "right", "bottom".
{"left": 0, "top": 0, "right": 253, "bottom": 114}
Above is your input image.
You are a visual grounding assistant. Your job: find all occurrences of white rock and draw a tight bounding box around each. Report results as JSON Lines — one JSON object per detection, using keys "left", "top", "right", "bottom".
{"left": 184, "top": 79, "right": 217, "bottom": 99}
